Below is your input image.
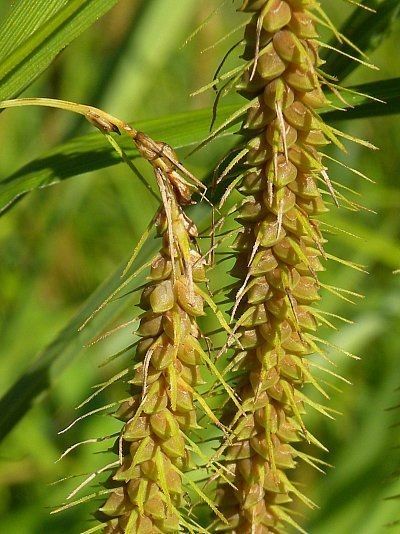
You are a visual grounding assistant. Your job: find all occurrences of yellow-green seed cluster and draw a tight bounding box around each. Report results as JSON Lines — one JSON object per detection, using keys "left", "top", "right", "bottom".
{"left": 217, "top": 1, "right": 329, "bottom": 531}
{"left": 97, "top": 201, "right": 208, "bottom": 533}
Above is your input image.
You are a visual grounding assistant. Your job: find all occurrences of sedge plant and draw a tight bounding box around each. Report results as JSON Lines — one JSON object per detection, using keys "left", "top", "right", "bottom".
{"left": 0, "top": 0, "right": 399, "bottom": 533}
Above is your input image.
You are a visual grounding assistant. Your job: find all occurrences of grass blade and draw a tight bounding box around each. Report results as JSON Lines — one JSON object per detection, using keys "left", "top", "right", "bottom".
{"left": 0, "top": 106, "right": 238, "bottom": 215}
{"left": 324, "top": 78, "right": 400, "bottom": 121}
{"left": 0, "top": 0, "right": 119, "bottom": 100}
{"left": 324, "top": 0, "right": 400, "bottom": 81}
{"left": 0, "top": 235, "right": 158, "bottom": 442}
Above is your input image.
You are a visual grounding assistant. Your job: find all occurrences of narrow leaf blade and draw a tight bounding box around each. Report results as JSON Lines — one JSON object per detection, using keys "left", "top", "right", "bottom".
{"left": 0, "top": 0, "right": 119, "bottom": 100}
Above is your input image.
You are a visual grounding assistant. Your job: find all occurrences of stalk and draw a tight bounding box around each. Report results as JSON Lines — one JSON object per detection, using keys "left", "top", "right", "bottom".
{"left": 215, "top": 1, "right": 346, "bottom": 531}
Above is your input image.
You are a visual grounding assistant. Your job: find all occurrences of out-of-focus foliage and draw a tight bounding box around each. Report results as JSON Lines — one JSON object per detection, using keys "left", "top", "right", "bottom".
{"left": 0, "top": 1, "right": 399, "bottom": 533}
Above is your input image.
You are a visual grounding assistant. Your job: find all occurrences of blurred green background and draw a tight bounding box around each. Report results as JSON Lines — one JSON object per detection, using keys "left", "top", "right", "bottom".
{"left": 0, "top": 1, "right": 399, "bottom": 532}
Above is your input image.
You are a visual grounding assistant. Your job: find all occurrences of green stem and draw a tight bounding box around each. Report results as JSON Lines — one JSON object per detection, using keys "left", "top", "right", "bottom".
{"left": 0, "top": 97, "right": 136, "bottom": 135}
{"left": 104, "top": 133, "right": 160, "bottom": 202}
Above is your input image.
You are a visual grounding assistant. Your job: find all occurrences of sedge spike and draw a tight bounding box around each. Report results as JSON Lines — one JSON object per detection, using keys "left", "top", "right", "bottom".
{"left": 213, "top": 0, "right": 364, "bottom": 532}
{"left": 90, "top": 143, "right": 210, "bottom": 532}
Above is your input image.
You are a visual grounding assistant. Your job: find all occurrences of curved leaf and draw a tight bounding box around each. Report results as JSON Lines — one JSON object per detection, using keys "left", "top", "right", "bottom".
{"left": 0, "top": 0, "right": 119, "bottom": 100}
{"left": 0, "top": 235, "right": 159, "bottom": 442}
{"left": 324, "top": 0, "right": 400, "bottom": 81}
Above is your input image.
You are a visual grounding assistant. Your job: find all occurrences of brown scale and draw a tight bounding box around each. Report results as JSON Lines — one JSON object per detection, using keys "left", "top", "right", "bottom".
{"left": 217, "top": 1, "right": 330, "bottom": 532}
{"left": 96, "top": 206, "right": 208, "bottom": 534}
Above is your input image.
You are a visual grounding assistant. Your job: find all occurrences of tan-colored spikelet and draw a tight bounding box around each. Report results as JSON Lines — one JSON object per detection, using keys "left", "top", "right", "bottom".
{"left": 215, "top": 1, "right": 346, "bottom": 532}
{"left": 94, "top": 139, "right": 209, "bottom": 533}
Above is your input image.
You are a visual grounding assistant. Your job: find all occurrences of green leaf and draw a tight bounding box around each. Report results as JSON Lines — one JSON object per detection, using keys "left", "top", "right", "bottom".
{"left": 324, "top": 0, "right": 400, "bottom": 81}
{"left": 0, "top": 235, "right": 159, "bottom": 442}
{"left": 1, "top": 78, "right": 399, "bottom": 215}
{"left": 0, "top": 0, "right": 119, "bottom": 100}
{"left": 0, "top": 106, "right": 240, "bottom": 215}
{"left": 324, "top": 78, "right": 400, "bottom": 121}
